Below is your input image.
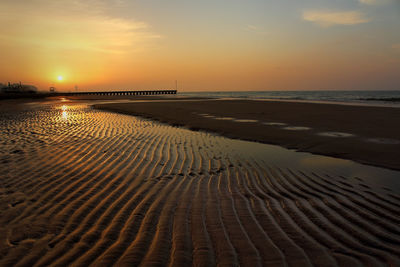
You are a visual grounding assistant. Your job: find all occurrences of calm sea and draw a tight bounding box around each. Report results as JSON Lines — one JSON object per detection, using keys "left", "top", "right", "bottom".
{"left": 178, "top": 91, "right": 400, "bottom": 107}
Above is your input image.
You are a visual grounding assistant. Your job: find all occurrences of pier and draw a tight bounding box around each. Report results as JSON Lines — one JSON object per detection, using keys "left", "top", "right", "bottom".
{"left": 68, "top": 90, "right": 177, "bottom": 96}
{"left": 0, "top": 90, "right": 178, "bottom": 99}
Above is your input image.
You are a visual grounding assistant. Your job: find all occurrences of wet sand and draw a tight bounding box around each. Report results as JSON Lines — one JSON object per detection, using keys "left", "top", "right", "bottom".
{"left": 0, "top": 100, "right": 399, "bottom": 266}
{"left": 94, "top": 99, "right": 400, "bottom": 170}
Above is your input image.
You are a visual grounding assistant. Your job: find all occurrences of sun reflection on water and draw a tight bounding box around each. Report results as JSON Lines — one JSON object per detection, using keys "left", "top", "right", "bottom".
{"left": 61, "top": 105, "right": 68, "bottom": 119}
{"left": 56, "top": 104, "right": 87, "bottom": 122}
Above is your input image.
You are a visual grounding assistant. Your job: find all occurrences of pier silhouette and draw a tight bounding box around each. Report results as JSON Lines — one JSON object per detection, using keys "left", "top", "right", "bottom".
{"left": 0, "top": 90, "right": 177, "bottom": 99}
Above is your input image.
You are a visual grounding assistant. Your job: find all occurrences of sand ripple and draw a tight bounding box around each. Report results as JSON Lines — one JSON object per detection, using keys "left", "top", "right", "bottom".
{"left": 0, "top": 103, "right": 399, "bottom": 266}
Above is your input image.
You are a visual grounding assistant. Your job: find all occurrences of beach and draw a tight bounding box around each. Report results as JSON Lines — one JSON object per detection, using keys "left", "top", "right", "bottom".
{"left": 2, "top": 0, "right": 400, "bottom": 264}
{"left": 0, "top": 98, "right": 399, "bottom": 266}
{"left": 95, "top": 99, "right": 400, "bottom": 171}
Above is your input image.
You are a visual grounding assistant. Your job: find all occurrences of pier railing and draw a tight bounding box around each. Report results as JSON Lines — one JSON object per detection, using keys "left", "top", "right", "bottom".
{"left": 67, "top": 90, "right": 177, "bottom": 96}
{"left": 0, "top": 90, "right": 178, "bottom": 99}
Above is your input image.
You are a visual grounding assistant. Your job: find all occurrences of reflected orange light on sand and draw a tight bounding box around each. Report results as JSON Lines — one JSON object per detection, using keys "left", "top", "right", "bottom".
{"left": 60, "top": 105, "right": 69, "bottom": 119}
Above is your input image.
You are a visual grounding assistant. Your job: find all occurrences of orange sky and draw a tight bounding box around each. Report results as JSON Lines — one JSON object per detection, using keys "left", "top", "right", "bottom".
{"left": 0, "top": 0, "right": 399, "bottom": 92}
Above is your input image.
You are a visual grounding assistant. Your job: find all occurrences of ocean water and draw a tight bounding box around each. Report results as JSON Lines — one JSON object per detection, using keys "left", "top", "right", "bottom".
{"left": 179, "top": 90, "right": 400, "bottom": 107}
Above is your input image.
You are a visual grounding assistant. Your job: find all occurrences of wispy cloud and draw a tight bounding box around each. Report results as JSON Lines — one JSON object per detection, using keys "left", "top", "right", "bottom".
{"left": 359, "top": 0, "right": 392, "bottom": 5}
{"left": 244, "top": 25, "right": 268, "bottom": 36}
{"left": 0, "top": 0, "right": 161, "bottom": 54}
{"left": 302, "top": 10, "right": 369, "bottom": 27}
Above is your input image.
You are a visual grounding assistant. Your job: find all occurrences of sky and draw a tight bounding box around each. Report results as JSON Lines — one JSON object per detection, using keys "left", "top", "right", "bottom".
{"left": 0, "top": 0, "right": 399, "bottom": 92}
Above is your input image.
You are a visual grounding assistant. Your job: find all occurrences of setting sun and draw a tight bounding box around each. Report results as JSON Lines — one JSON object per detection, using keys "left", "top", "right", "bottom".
{"left": 57, "top": 75, "right": 63, "bottom": 81}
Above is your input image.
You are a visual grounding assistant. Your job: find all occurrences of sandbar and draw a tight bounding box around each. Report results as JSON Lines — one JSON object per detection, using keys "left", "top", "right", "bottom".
{"left": 94, "top": 99, "right": 400, "bottom": 170}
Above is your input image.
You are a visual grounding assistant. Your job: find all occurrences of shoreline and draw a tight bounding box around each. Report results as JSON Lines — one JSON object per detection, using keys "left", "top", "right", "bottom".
{"left": 94, "top": 99, "right": 400, "bottom": 171}
{"left": 179, "top": 90, "right": 400, "bottom": 108}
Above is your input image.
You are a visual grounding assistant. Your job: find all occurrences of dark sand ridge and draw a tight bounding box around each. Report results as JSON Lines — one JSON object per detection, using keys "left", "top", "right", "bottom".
{"left": 0, "top": 101, "right": 399, "bottom": 266}
{"left": 94, "top": 99, "right": 400, "bottom": 170}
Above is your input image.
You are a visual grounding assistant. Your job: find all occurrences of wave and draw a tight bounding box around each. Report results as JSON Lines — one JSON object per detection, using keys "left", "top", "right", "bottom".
{"left": 181, "top": 91, "right": 400, "bottom": 106}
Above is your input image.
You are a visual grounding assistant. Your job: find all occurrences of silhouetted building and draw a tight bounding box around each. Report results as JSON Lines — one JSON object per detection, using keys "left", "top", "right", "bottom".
{"left": 0, "top": 82, "right": 38, "bottom": 94}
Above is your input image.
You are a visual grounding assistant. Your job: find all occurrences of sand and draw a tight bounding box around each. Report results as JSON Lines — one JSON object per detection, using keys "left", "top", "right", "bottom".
{"left": 0, "top": 99, "right": 399, "bottom": 266}
{"left": 94, "top": 99, "right": 400, "bottom": 171}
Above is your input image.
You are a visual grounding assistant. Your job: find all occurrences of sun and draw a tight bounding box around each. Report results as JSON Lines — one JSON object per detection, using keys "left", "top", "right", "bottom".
{"left": 57, "top": 75, "right": 63, "bottom": 81}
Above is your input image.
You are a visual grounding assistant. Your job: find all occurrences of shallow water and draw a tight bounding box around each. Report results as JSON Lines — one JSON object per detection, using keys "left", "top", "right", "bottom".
{"left": 282, "top": 126, "right": 312, "bottom": 131}
{"left": 318, "top": 132, "right": 355, "bottom": 138}
{"left": 0, "top": 99, "right": 399, "bottom": 266}
{"left": 366, "top": 138, "right": 400, "bottom": 145}
{"left": 263, "top": 122, "right": 287, "bottom": 126}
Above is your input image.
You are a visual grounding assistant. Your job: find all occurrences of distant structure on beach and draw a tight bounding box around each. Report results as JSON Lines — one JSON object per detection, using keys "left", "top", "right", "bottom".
{"left": 0, "top": 82, "right": 38, "bottom": 94}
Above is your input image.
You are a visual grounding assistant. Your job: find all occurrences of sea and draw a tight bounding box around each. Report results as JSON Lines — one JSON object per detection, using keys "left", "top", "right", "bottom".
{"left": 178, "top": 90, "right": 400, "bottom": 107}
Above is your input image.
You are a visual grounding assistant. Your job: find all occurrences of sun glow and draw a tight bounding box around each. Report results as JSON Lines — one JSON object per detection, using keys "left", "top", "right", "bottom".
{"left": 57, "top": 75, "right": 63, "bottom": 81}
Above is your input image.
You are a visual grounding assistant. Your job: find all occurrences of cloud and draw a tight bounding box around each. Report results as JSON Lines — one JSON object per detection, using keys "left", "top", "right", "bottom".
{"left": 302, "top": 10, "right": 369, "bottom": 27}
{"left": 244, "top": 25, "right": 268, "bottom": 36}
{"left": 359, "top": 0, "right": 392, "bottom": 5}
{"left": 0, "top": 0, "right": 161, "bottom": 54}
{"left": 359, "top": 0, "right": 379, "bottom": 4}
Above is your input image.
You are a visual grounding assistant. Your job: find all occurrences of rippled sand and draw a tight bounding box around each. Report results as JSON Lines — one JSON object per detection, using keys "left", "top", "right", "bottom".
{"left": 95, "top": 99, "right": 400, "bottom": 170}
{"left": 0, "top": 100, "right": 399, "bottom": 266}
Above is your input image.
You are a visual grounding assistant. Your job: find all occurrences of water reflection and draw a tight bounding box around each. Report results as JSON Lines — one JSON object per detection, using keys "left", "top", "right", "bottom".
{"left": 56, "top": 104, "right": 86, "bottom": 122}
{"left": 61, "top": 105, "right": 68, "bottom": 120}
{"left": 229, "top": 138, "right": 400, "bottom": 193}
